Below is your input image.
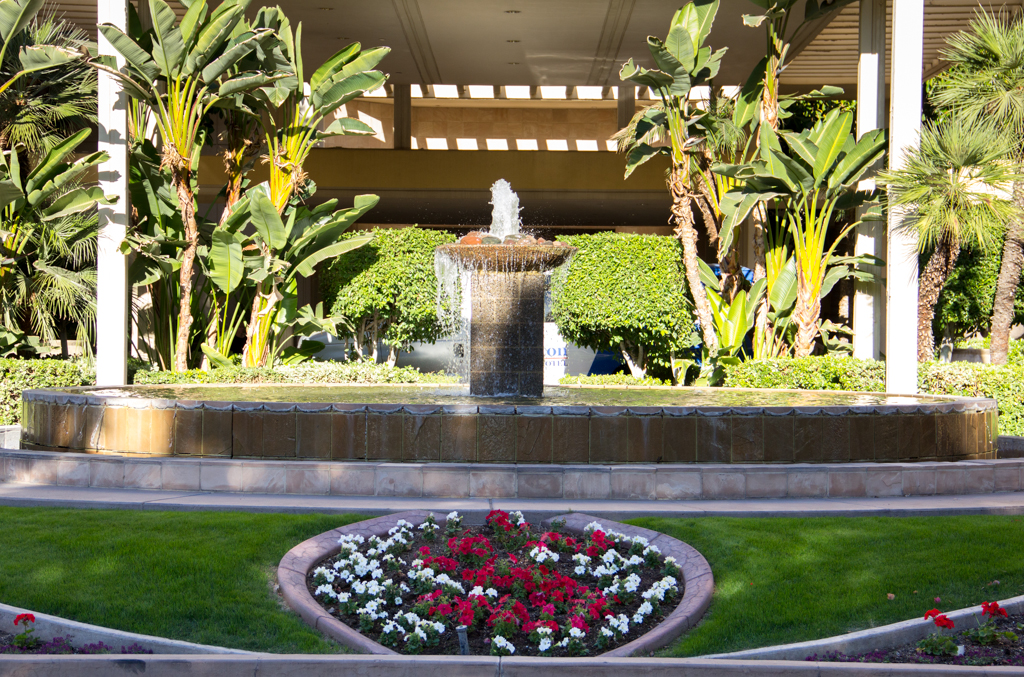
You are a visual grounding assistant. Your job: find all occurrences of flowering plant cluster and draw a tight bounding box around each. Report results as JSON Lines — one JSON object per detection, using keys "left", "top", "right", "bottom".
{"left": 309, "top": 513, "right": 683, "bottom": 656}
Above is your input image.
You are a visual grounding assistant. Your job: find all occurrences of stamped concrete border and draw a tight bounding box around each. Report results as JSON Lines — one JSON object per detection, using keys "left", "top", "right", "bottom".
{"left": 277, "top": 510, "right": 714, "bottom": 657}
{"left": 0, "top": 602, "right": 254, "bottom": 655}
{"left": 706, "top": 593, "right": 1024, "bottom": 661}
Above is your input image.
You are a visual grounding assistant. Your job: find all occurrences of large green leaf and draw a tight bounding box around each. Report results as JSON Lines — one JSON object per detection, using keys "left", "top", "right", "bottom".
{"left": 733, "top": 56, "right": 766, "bottom": 129}
{"left": 829, "top": 128, "right": 886, "bottom": 190}
{"left": 41, "top": 186, "right": 117, "bottom": 221}
{"left": 317, "top": 116, "right": 375, "bottom": 139}
{"left": 337, "top": 46, "right": 389, "bottom": 81}
{"left": 190, "top": 2, "right": 245, "bottom": 72}
{"left": 619, "top": 59, "right": 675, "bottom": 94}
{"left": 249, "top": 189, "right": 288, "bottom": 251}
{"left": 200, "top": 343, "right": 234, "bottom": 368}
{"left": 17, "top": 44, "right": 76, "bottom": 72}
{"left": 178, "top": 0, "right": 207, "bottom": 48}
{"left": 811, "top": 109, "right": 853, "bottom": 183}
{"left": 208, "top": 229, "right": 244, "bottom": 292}
{"left": 623, "top": 143, "right": 666, "bottom": 179}
{"left": 0, "top": 0, "right": 42, "bottom": 45}
{"left": 312, "top": 70, "right": 385, "bottom": 115}
{"left": 149, "top": 0, "right": 185, "bottom": 76}
{"left": 309, "top": 42, "right": 359, "bottom": 91}
{"left": 781, "top": 131, "right": 818, "bottom": 167}
{"left": 218, "top": 70, "right": 284, "bottom": 97}
{"left": 25, "top": 128, "right": 90, "bottom": 194}
{"left": 293, "top": 234, "right": 373, "bottom": 278}
{"left": 96, "top": 26, "right": 161, "bottom": 84}
{"left": 199, "top": 29, "right": 266, "bottom": 82}
{"left": 691, "top": 0, "right": 720, "bottom": 45}
{"left": 768, "top": 257, "right": 798, "bottom": 312}
{"left": 297, "top": 194, "right": 380, "bottom": 253}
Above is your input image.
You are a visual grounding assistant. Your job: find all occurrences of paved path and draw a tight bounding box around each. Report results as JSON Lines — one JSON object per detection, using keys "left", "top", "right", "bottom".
{"left": 2, "top": 482, "right": 1023, "bottom": 520}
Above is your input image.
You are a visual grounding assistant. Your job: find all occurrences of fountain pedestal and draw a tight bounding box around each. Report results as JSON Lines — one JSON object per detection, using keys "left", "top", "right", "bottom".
{"left": 436, "top": 244, "right": 575, "bottom": 398}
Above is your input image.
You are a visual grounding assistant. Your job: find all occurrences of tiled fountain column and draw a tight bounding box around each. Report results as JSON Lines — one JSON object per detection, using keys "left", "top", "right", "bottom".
{"left": 469, "top": 271, "right": 545, "bottom": 397}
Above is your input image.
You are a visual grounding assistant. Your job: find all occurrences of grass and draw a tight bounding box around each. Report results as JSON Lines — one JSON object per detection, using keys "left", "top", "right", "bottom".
{"left": 626, "top": 515, "right": 1024, "bottom": 657}
{"left": 2, "top": 509, "right": 1022, "bottom": 656}
{"left": 0, "top": 507, "right": 368, "bottom": 653}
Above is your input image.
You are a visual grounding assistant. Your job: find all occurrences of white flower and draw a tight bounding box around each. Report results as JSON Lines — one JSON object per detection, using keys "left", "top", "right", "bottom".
{"left": 485, "top": 587, "right": 498, "bottom": 598}
{"left": 538, "top": 637, "right": 552, "bottom": 652}
{"left": 574, "top": 565, "right": 587, "bottom": 576}
{"left": 399, "top": 583, "right": 410, "bottom": 593}
{"left": 623, "top": 573, "right": 642, "bottom": 593}
{"left": 630, "top": 536, "right": 649, "bottom": 548}
{"left": 469, "top": 586, "right": 485, "bottom": 597}
{"left": 493, "top": 635, "right": 516, "bottom": 654}
{"left": 535, "top": 626, "right": 553, "bottom": 636}
{"left": 431, "top": 621, "right": 445, "bottom": 634}
{"left": 528, "top": 546, "right": 559, "bottom": 564}
{"left": 626, "top": 555, "right": 645, "bottom": 568}
{"left": 584, "top": 521, "right": 605, "bottom": 533}
{"left": 510, "top": 511, "right": 527, "bottom": 526}
{"left": 314, "top": 584, "right": 337, "bottom": 599}
{"left": 394, "top": 597, "right": 403, "bottom": 605}
{"left": 446, "top": 511, "right": 460, "bottom": 520}
{"left": 601, "top": 627, "right": 614, "bottom": 637}
{"left": 569, "top": 627, "right": 585, "bottom": 639}
{"left": 556, "top": 638, "right": 569, "bottom": 648}
{"left": 643, "top": 545, "right": 661, "bottom": 556}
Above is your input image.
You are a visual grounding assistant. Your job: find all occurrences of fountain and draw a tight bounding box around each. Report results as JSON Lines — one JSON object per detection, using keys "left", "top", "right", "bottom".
{"left": 434, "top": 180, "right": 575, "bottom": 397}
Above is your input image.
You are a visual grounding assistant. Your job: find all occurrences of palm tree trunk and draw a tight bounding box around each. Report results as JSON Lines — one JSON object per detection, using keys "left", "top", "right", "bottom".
{"left": 792, "top": 267, "right": 820, "bottom": 358}
{"left": 990, "top": 181, "right": 1024, "bottom": 365}
{"left": 670, "top": 167, "right": 718, "bottom": 354}
{"left": 172, "top": 167, "right": 198, "bottom": 372}
{"left": 751, "top": 203, "right": 770, "bottom": 353}
{"left": 620, "top": 341, "right": 645, "bottom": 378}
{"left": 917, "top": 239, "right": 960, "bottom": 362}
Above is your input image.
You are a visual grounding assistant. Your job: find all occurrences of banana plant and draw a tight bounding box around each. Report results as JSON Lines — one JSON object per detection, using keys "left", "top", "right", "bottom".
{"left": 93, "top": 0, "right": 287, "bottom": 371}
{"left": 0, "top": 129, "right": 116, "bottom": 348}
{"left": 0, "top": 0, "right": 80, "bottom": 97}
{"left": 715, "top": 108, "right": 886, "bottom": 357}
{"left": 618, "top": 0, "right": 728, "bottom": 353}
{"left": 215, "top": 184, "right": 377, "bottom": 367}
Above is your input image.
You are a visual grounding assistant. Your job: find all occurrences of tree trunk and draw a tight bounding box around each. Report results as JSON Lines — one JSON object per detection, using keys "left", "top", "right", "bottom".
{"left": 670, "top": 167, "right": 718, "bottom": 354}
{"left": 792, "top": 265, "right": 821, "bottom": 358}
{"left": 620, "top": 341, "right": 645, "bottom": 378}
{"left": 172, "top": 167, "right": 198, "bottom": 372}
{"left": 990, "top": 181, "right": 1024, "bottom": 365}
{"left": 241, "top": 286, "right": 269, "bottom": 367}
{"left": 387, "top": 344, "right": 400, "bottom": 368}
{"left": 917, "top": 239, "right": 960, "bottom": 362}
{"left": 751, "top": 203, "right": 770, "bottom": 355}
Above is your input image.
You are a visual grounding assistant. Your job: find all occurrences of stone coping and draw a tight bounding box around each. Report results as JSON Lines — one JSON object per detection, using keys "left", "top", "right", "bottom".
{"left": 707, "top": 593, "right": 1024, "bottom": 661}
{"left": 0, "top": 601, "right": 254, "bottom": 655}
{"left": 276, "top": 511, "right": 714, "bottom": 657}
{"left": 0, "top": 655, "right": 1012, "bottom": 677}
{"left": 2, "top": 449, "right": 1022, "bottom": 499}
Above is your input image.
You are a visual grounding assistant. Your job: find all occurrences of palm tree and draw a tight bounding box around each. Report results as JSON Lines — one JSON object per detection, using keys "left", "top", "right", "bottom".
{"left": 931, "top": 9, "right": 1024, "bottom": 365}
{"left": 0, "top": 14, "right": 96, "bottom": 164}
{"left": 880, "top": 118, "right": 1022, "bottom": 361}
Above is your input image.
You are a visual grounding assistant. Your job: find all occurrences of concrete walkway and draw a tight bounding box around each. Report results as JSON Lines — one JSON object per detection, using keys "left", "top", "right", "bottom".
{"left": 1, "top": 482, "right": 1023, "bottom": 520}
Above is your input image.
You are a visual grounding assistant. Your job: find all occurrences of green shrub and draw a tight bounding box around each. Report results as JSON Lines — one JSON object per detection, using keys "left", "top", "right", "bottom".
{"left": 551, "top": 233, "right": 694, "bottom": 378}
{"left": 132, "top": 361, "right": 458, "bottom": 386}
{"left": 935, "top": 248, "right": 1024, "bottom": 339}
{"left": 559, "top": 373, "right": 669, "bottom": 386}
{"left": 0, "top": 359, "right": 91, "bottom": 426}
{"left": 320, "top": 227, "right": 456, "bottom": 365}
{"left": 724, "top": 355, "right": 1024, "bottom": 436}
{"left": 954, "top": 336, "right": 1024, "bottom": 364}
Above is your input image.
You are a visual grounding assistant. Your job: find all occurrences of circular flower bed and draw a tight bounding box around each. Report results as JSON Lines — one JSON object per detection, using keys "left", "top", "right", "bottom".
{"left": 305, "top": 510, "right": 684, "bottom": 656}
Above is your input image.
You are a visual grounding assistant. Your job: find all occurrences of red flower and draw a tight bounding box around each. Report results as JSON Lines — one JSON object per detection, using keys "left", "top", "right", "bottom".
{"left": 540, "top": 603, "right": 556, "bottom": 617}
{"left": 981, "top": 601, "right": 1008, "bottom": 618}
{"left": 569, "top": 614, "right": 590, "bottom": 633}
{"left": 13, "top": 613, "right": 34, "bottom": 626}
{"left": 419, "top": 545, "right": 431, "bottom": 556}
{"left": 933, "top": 614, "right": 955, "bottom": 630}
{"left": 585, "top": 545, "right": 599, "bottom": 557}
{"left": 924, "top": 609, "right": 941, "bottom": 620}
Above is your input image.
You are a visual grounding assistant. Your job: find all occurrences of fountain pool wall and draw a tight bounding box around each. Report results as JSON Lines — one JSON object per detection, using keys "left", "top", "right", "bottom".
{"left": 18, "top": 386, "right": 997, "bottom": 464}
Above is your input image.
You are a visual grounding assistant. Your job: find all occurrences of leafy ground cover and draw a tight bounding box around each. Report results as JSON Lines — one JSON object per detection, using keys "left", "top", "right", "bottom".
{"left": 1, "top": 510, "right": 1022, "bottom": 656}
{"left": 0, "top": 508, "right": 368, "bottom": 653}
{"left": 627, "top": 516, "right": 1024, "bottom": 657}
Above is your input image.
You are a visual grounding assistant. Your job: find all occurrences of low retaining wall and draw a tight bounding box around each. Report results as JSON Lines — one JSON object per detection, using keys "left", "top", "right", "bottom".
{"left": 0, "top": 602, "right": 253, "bottom": 655}
{"left": 708, "top": 593, "right": 1024, "bottom": 661}
{"left": 1, "top": 448, "right": 1022, "bottom": 500}
{"left": 276, "top": 511, "right": 713, "bottom": 657}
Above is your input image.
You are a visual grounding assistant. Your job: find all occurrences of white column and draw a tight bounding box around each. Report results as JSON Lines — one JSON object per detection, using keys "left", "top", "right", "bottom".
{"left": 852, "top": 0, "right": 886, "bottom": 361}
{"left": 96, "top": 0, "right": 131, "bottom": 386}
{"left": 885, "top": 0, "right": 923, "bottom": 393}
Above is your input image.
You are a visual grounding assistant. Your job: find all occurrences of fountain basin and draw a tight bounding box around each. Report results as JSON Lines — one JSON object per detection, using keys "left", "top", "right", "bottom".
{"left": 19, "top": 385, "right": 997, "bottom": 464}
{"left": 435, "top": 244, "right": 574, "bottom": 272}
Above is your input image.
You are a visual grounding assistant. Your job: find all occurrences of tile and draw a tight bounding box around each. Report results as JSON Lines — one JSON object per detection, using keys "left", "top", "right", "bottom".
{"left": 865, "top": 469, "right": 903, "bottom": 497}
{"left": 517, "top": 472, "right": 562, "bottom": 498}
{"left": 441, "top": 414, "right": 478, "bottom": 462}
{"left": 149, "top": 407, "right": 175, "bottom": 456}
{"left": 469, "top": 470, "right": 516, "bottom": 497}
{"left": 935, "top": 468, "right": 966, "bottom": 495}
{"left": 232, "top": 411, "right": 264, "bottom": 458}
{"left": 902, "top": 470, "right": 936, "bottom": 496}
{"left": 516, "top": 416, "right": 552, "bottom": 463}
{"left": 562, "top": 470, "right": 610, "bottom": 499}
{"left": 367, "top": 413, "right": 403, "bottom": 461}
{"left": 331, "top": 412, "right": 366, "bottom": 461}
{"left": 696, "top": 417, "right": 731, "bottom": 463}
{"left": 654, "top": 470, "right": 701, "bottom": 500}
{"left": 731, "top": 417, "right": 764, "bottom": 463}
{"left": 101, "top": 407, "right": 128, "bottom": 453}
{"left": 896, "top": 415, "right": 922, "bottom": 461}
{"left": 202, "top": 410, "right": 233, "bottom": 457}
{"left": 90, "top": 461, "right": 124, "bottom": 488}
{"left": 285, "top": 465, "right": 330, "bottom": 495}
{"left": 763, "top": 415, "right": 795, "bottom": 463}
{"left": 590, "top": 416, "right": 627, "bottom": 464}
{"left": 917, "top": 414, "right": 938, "bottom": 460}
{"left": 552, "top": 416, "right": 589, "bottom": 464}
{"left": 200, "top": 463, "right": 243, "bottom": 492}
{"left": 162, "top": 462, "right": 200, "bottom": 491}
{"left": 793, "top": 416, "right": 824, "bottom": 463}
{"left": 849, "top": 416, "right": 875, "bottom": 461}
{"left": 124, "top": 461, "right": 162, "bottom": 489}
{"left": 262, "top": 412, "right": 297, "bottom": 458}
{"left": 745, "top": 472, "right": 788, "bottom": 498}
{"left": 422, "top": 469, "right": 471, "bottom": 498}
{"left": 662, "top": 416, "right": 696, "bottom": 463}
{"left": 994, "top": 465, "right": 1022, "bottom": 492}
{"left": 56, "top": 460, "right": 90, "bottom": 487}
{"left": 627, "top": 416, "right": 664, "bottom": 464}
{"left": 84, "top": 405, "right": 105, "bottom": 451}
{"left": 124, "top": 407, "right": 150, "bottom": 454}
{"left": 330, "top": 465, "right": 376, "bottom": 496}
{"left": 241, "top": 464, "right": 286, "bottom": 494}
{"left": 609, "top": 469, "right": 655, "bottom": 500}
{"left": 478, "top": 416, "right": 516, "bottom": 462}
{"left": 873, "top": 416, "right": 899, "bottom": 461}
{"left": 174, "top": 409, "right": 203, "bottom": 456}
{"left": 820, "top": 416, "right": 851, "bottom": 462}
{"left": 376, "top": 465, "right": 423, "bottom": 497}
{"left": 787, "top": 471, "right": 828, "bottom": 498}
{"left": 963, "top": 466, "right": 995, "bottom": 493}
{"left": 296, "top": 412, "right": 332, "bottom": 460}
{"left": 702, "top": 472, "right": 744, "bottom": 499}
{"left": 403, "top": 414, "right": 441, "bottom": 462}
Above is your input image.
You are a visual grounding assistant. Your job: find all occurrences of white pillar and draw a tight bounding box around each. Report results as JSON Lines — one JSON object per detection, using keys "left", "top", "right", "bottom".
{"left": 852, "top": 0, "right": 886, "bottom": 361}
{"left": 96, "top": 0, "right": 131, "bottom": 386}
{"left": 885, "top": 0, "right": 923, "bottom": 393}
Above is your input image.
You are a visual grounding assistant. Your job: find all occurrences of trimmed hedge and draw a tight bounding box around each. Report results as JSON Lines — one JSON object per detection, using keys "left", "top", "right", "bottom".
{"left": 0, "top": 359, "right": 92, "bottom": 426}
{"left": 133, "top": 361, "right": 459, "bottom": 386}
{"left": 558, "top": 373, "right": 670, "bottom": 386}
{"left": 725, "top": 356, "right": 1024, "bottom": 436}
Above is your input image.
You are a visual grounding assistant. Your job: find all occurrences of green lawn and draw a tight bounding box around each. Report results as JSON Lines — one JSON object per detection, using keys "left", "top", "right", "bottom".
{"left": 626, "top": 515, "right": 1024, "bottom": 657}
{"left": 1, "top": 509, "right": 1022, "bottom": 656}
{"left": 0, "top": 507, "right": 368, "bottom": 653}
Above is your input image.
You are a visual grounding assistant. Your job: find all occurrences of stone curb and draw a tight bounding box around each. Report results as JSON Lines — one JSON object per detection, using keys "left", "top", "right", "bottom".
{"left": 0, "top": 655, "right": 1013, "bottom": 676}
{"left": 706, "top": 593, "right": 1024, "bottom": 661}
{"left": 0, "top": 601, "right": 254, "bottom": 655}
{"left": 4, "top": 447, "right": 1023, "bottom": 500}
{"left": 277, "top": 510, "right": 714, "bottom": 657}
